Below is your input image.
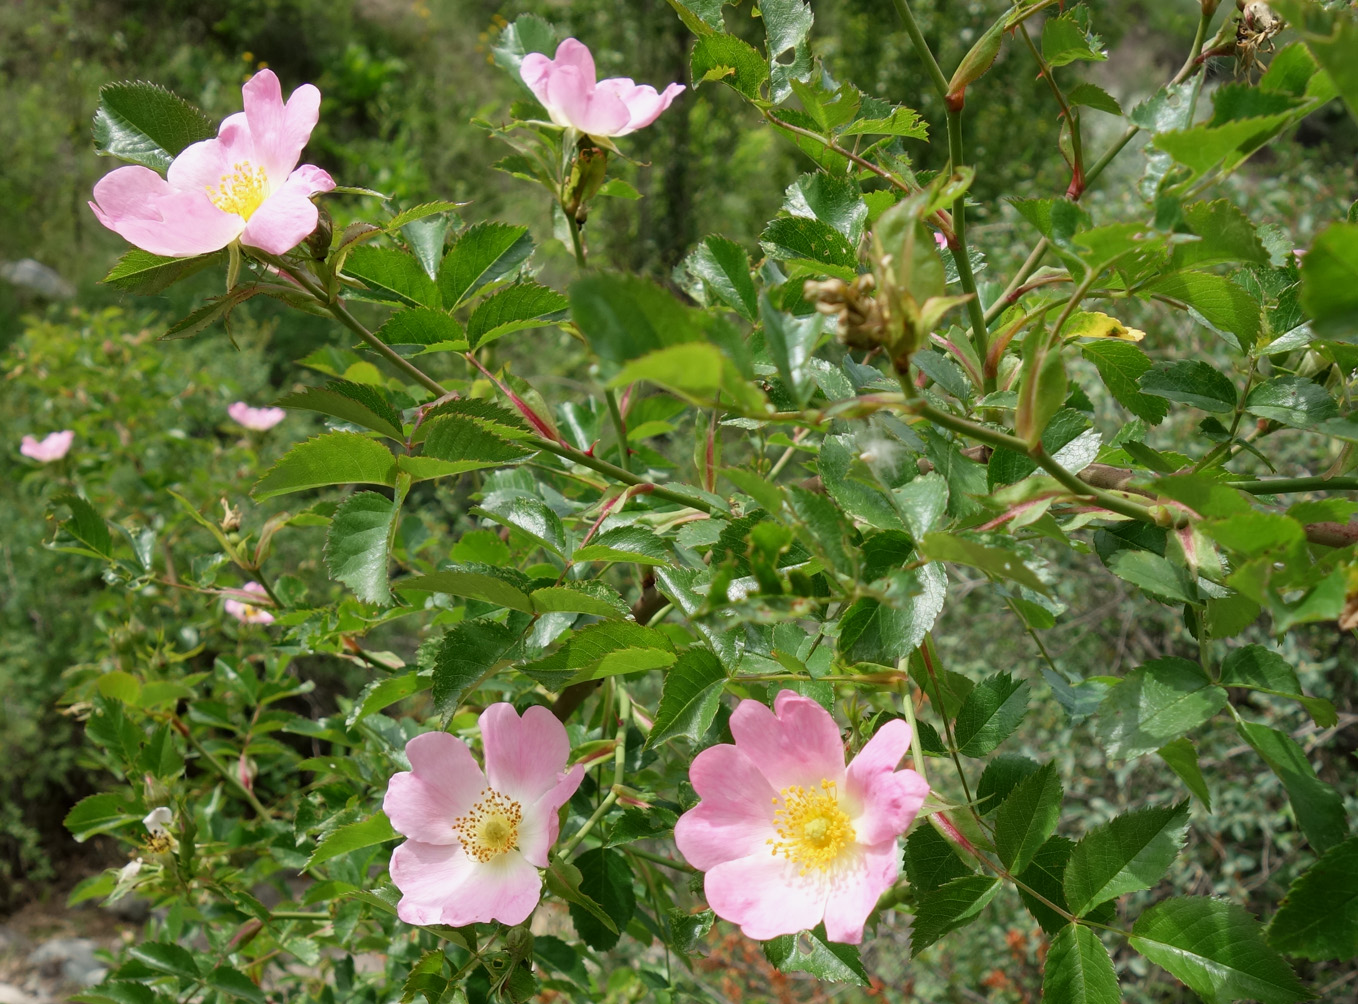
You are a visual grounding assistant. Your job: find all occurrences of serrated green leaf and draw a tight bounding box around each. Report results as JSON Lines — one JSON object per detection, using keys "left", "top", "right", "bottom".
{"left": 416, "top": 414, "right": 534, "bottom": 476}
{"left": 476, "top": 496, "right": 568, "bottom": 558}
{"left": 377, "top": 307, "right": 467, "bottom": 350}
{"left": 64, "top": 792, "right": 144, "bottom": 841}
{"left": 1042, "top": 10, "right": 1107, "bottom": 67}
{"left": 1139, "top": 359, "right": 1238, "bottom": 413}
{"left": 277, "top": 380, "right": 406, "bottom": 440}
{"left": 571, "top": 273, "right": 708, "bottom": 365}
{"left": 465, "top": 281, "right": 569, "bottom": 349}
{"left": 102, "top": 248, "right": 220, "bottom": 295}
{"left": 343, "top": 246, "right": 440, "bottom": 308}
{"left": 347, "top": 673, "right": 425, "bottom": 728}
{"left": 573, "top": 526, "right": 670, "bottom": 566}
{"left": 688, "top": 235, "right": 757, "bottom": 320}
{"left": 1244, "top": 376, "right": 1338, "bottom": 428}
{"left": 995, "top": 761, "right": 1063, "bottom": 873}
{"left": 431, "top": 620, "right": 517, "bottom": 717}
{"left": 763, "top": 928, "right": 869, "bottom": 985}
{"left": 905, "top": 823, "right": 973, "bottom": 894}
{"left": 397, "top": 564, "right": 534, "bottom": 613}
{"left": 520, "top": 621, "right": 676, "bottom": 689}
{"left": 128, "top": 941, "right": 200, "bottom": 980}
{"left": 1268, "top": 835, "right": 1358, "bottom": 961}
{"left": 976, "top": 754, "right": 1041, "bottom": 815}
{"left": 568, "top": 848, "right": 635, "bottom": 951}
{"left": 1082, "top": 340, "right": 1169, "bottom": 425}
{"left": 911, "top": 875, "right": 1001, "bottom": 953}
{"left": 1220, "top": 645, "right": 1336, "bottom": 727}
{"left": 648, "top": 648, "right": 727, "bottom": 747}
{"left": 919, "top": 532, "right": 1049, "bottom": 594}
{"left": 761, "top": 295, "right": 821, "bottom": 408}
{"left": 691, "top": 33, "right": 768, "bottom": 100}
{"left": 51, "top": 494, "right": 114, "bottom": 560}
{"left": 1142, "top": 272, "right": 1262, "bottom": 352}
{"left": 1043, "top": 925, "right": 1120, "bottom": 1004}
{"left": 837, "top": 564, "right": 947, "bottom": 668}
{"left": 92, "top": 80, "right": 216, "bottom": 171}
{"left": 1064, "top": 802, "right": 1190, "bottom": 916}
{"left": 1157, "top": 737, "right": 1212, "bottom": 811}
{"left": 609, "top": 342, "right": 767, "bottom": 413}
{"left": 1106, "top": 549, "right": 1198, "bottom": 605}
{"left": 307, "top": 813, "right": 397, "bottom": 869}
{"left": 1017, "top": 834, "right": 1076, "bottom": 934}
{"left": 252, "top": 432, "right": 396, "bottom": 499}
{"left": 324, "top": 488, "right": 405, "bottom": 604}
{"left": 207, "top": 966, "right": 268, "bottom": 1004}
{"left": 1237, "top": 720, "right": 1348, "bottom": 853}
{"left": 838, "top": 105, "right": 928, "bottom": 139}
{"left": 529, "top": 580, "right": 629, "bottom": 618}
{"left": 1171, "top": 200, "right": 1270, "bottom": 270}
{"left": 953, "top": 672, "right": 1030, "bottom": 758}
{"left": 759, "top": 216, "right": 858, "bottom": 281}
{"left": 1097, "top": 658, "right": 1227, "bottom": 760}
{"left": 1130, "top": 898, "right": 1309, "bottom": 1004}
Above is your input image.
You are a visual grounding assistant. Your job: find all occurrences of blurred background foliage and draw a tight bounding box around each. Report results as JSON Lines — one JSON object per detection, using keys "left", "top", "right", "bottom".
{"left": 1, "top": 1, "right": 1356, "bottom": 1001}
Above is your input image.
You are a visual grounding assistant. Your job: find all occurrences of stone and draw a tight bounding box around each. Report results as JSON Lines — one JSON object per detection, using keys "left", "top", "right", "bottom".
{"left": 25, "top": 937, "right": 104, "bottom": 986}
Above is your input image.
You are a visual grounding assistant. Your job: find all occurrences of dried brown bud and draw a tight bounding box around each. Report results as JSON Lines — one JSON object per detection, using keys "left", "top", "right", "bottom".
{"left": 803, "top": 275, "right": 883, "bottom": 350}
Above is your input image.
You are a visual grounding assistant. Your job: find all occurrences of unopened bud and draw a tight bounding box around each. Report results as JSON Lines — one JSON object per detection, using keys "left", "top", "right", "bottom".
{"left": 564, "top": 143, "right": 608, "bottom": 222}
{"left": 305, "top": 203, "right": 333, "bottom": 260}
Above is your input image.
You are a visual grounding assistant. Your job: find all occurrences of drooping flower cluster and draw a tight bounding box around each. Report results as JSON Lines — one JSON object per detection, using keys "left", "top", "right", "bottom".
{"left": 384, "top": 705, "right": 583, "bottom": 927}
{"left": 90, "top": 70, "right": 334, "bottom": 257}
{"left": 20, "top": 430, "right": 73, "bottom": 463}
{"left": 674, "top": 691, "right": 930, "bottom": 943}
{"left": 520, "top": 39, "right": 684, "bottom": 140}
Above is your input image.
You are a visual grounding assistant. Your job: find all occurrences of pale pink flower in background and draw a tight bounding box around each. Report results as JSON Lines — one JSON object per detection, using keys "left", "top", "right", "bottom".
{"left": 520, "top": 39, "right": 685, "bottom": 139}
{"left": 89, "top": 69, "right": 335, "bottom": 257}
{"left": 228, "top": 401, "right": 287, "bottom": 431}
{"left": 934, "top": 231, "right": 948, "bottom": 249}
{"left": 384, "top": 705, "right": 584, "bottom": 927}
{"left": 224, "top": 582, "right": 275, "bottom": 625}
{"left": 675, "top": 691, "right": 930, "bottom": 944}
{"left": 20, "top": 430, "right": 74, "bottom": 462}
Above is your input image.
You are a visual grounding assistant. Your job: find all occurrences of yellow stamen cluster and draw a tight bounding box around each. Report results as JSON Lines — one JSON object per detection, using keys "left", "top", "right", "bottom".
{"left": 207, "top": 161, "right": 269, "bottom": 219}
{"left": 452, "top": 788, "right": 523, "bottom": 863}
{"left": 767, "top": 779, "right": 853, "bottom": 875}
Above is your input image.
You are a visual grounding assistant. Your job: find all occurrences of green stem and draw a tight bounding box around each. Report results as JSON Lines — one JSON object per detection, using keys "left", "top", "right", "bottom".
{"left": 270, "top": 910, "right": 329, "bottom": 921}
{"left": 558, "top": 688, "right": 630, "bottom": 859}
{"left": 898, "top": 666, "right": 929, "bottom": 781}
{"left": 945, "top": 106, "right": 993, "bottom": 392}
{"left": 1228, "top": 476, "right": 1358, "bottom": 495}
{"left": 605, "top": 388, "right": 632, "bottom": 475}
{"left": 178, "top": 720, "right": 271, "bottom": 819}
{"left": 530, "top": 436, "right": 714, "bottom": 513}
{"left": 625, "top": 846, "right": 697, "bottom": 873}
{"left": 921, "top": 636, "right": 973, "bottom": 807}
{"left": 889, "top": 0, "right": 950, "bottom": 101}
{"left": 1018, "top": 22, "right": 1084, "bottom": 195}
{"left": 565, "top": 213, "right": 588, "bottom": 271}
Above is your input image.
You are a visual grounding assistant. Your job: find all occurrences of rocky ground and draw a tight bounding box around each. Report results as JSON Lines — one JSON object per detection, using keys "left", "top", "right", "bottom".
{"left": 0, "top": 889, "right": 145, "bottom": 1004}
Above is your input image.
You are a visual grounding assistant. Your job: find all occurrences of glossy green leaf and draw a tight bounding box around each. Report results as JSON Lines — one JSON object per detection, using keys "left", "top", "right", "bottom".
{"left": 919, "top": 532, "right": 1049, "bottom": 594}
{"left": 837, "top": 564, "right": 947, "bottom": 668}
{"left": 1237, "top": 720, "right": 1348, "bottom": 853}
{"left": 397, "top": 564, "right": 534, "bottom": 613}
{"left": 1082, "top": 340, "right": 1169, "bottom": 424}
{"left": 64, "top": 792, "right": 144, "bottom": 841}
{"left": 688, "top": 235, "right": 757, "bottom": 320}
{"left": 1244, "top": 376, "right": 1338, "bottom": 428}
{"left": 571, "top": 274, "right": 708, "bottom": 365}
{"left": 690, "top": 33, "right": 768, "bottom": 100}
{"left": 1268, "top": 835, "right": 1358, "bottom": 961}
{"left": 346, "top": 673, "right": 425, "bottom": 728}
{"left": 1170, "top": 200, "right": 1270, "bottom": 271}
{"left": 207, "top": 966, "right": 268, "bottom": 1004}
{"left": 520, "top": 621, "right": 676, "bottom": 690}
{"left": 1097, "top": 658, "right": 1226, "bottom": 760}
{"left": 252, "top": 433, "right": 397, "bottom": 499}
{"left": 609, "top": 342, "right": 766, "bottom": 413}
{"left": 343, "top": 246, "right": 440, "bottom": 308}
{"left": 92, "top": 80, "right": 215, "bottom": 171}
{"left": 568, "top": 848, "right": 635, "bottom": 952}
{"left": 1064, "top": 801, "right": 1190, "bottom": 916}
{"left": 911, "top": 875, "right": 1001, "bottom": 954}
{"left": 953, "top": 672, "right": 1030, "bottom": 758}
{"left": 325, "top": 489, "right": 404, "bottom": 604}
{"left": 1105, "top": 549, "right": 1198, "bottom": 605}
{"left": 1043, "top": 925, "right": 1120, "bottom": 1004}
{"left": 51, "top": 494, "right": 114, "bottom": 560}
{"left": 995, "top": 761, "right": 1063, "bottom": 873}
{"left": 572, "top": 526, "right": 670, "bottom": 566}
{"left": 1042, "top": 9, "right": 1106, "bottom": 67}
{"left": 475, "top": 497, "right": 568, "bottom": 558}
{"left": 1130, "top": 898, "right": 1309, "bottom": 1004}
{"left": 1219, "top": 645, "right": 1336, "bottom": 727}
{"left": 976, "top": 754, "right": 1041, "bottom": 815}
{"left": 307, "top": 813, "right": 397, "bottom": 869}
{"left": 1139, "top": 359, "right": 1238, "bottom": 413}
{"left": 759, "top": 216, "right": 858, "bottom": 281}
{"left": 904, "top": 823, "right": 973, "bottom": 894}
{"left": 763, "top": 928, "right": 869, "bottom": 985}
{"left": 529, "top": 580, "right": 629, "bottom": 618}
{"left": 648, "top": 648, "right": 727, "bottom": 747}
{"left": 376, "top": 307, "right": 467, "bottom": 350}
{"left": 1017, "top": 834, "right": 1076, "bottom": 935}
{"left": 465, "top": 281, "right": 569, "bottom": 349}
{"left": 438, "top": 221, "right": 533, "bottom": 307}
{"left": 276, "top": 380, "right": 406, "bottom": 440}
{"left": 128, "top": 941, "right": 200, "bottom": 980}
{"left": 1157, "top": 737, "right": 1212, "bottom": 811}
{"left": 102, "top": 248, "right": 219, "bottom": 295}
{"left": 1142, "top": 272, "right": 1262, "bottom": 351}
{"left": 417, "top": 414, "right": 535, "bottom": 473}
{"left": 430, "top": 619, "right": 517, "bottom": 716}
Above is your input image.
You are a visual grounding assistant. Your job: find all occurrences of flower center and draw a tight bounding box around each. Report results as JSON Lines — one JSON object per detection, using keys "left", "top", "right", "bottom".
{"left": 452, "top": 788, "right": 523, "bottom": 863}
{"left": 207, "top": 161, "right": 269, "bottom": 219}
{"left": 767, "top": 779, "right": 853, "bottom": 874}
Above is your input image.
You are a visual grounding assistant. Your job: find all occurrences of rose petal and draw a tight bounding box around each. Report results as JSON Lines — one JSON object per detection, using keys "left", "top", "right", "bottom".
{"left": 845, "top": 720, "right": 929, "bottom": 844}
{"left": 553, "top": 38, "right": 599, "bottom": 84}
{"left": 596, "top": 79, "right": 685, "bottom": 135}
{"left": 239, "top": 179, "right": 322, "bottom": 254}
{"left": 516, "top": 762, "right": 584, "bottom": 867}
{"left": 242, "top": 70, "right": 321, "bottom": 182}
{"left": 166, "top": 117, "right": 255, "bottom": 195}
{"left": 675, "top": 744, "right": 778, "bottom": 871}
{"left": 391, "top": 840, "right": 543, "bottom": 927}
{"left": 821, "top": 842, "right": 899, "bottom": 944}
{"left": 729, "top": 691, "right": 847, "bottom": 792}
{"left": 97, "top": 188, "right": 244, "bottom": 257}
{"left": 480, "top": 704, "right": 573, "bottom": 804}
{"left": 546, "top": 65, "right": 632, "bottom": 137}
{"left": 383, "top": 732, "right": 486, "bottom": 844}
{"left": 703, "top": 852, "right": 828, "bottom": 941}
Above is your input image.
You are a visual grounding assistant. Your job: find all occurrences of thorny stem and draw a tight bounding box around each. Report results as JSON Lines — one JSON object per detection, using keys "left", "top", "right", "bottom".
{"left": 1230, "top": 476, "right": 1358, "bottom": 495}
{"left": 888, "top": 0, "right": 950, "bottom": 102}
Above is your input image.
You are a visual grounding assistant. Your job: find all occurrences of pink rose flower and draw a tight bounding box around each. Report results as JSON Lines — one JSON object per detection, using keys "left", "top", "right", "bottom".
{"left": 520, "top": 39, "right": 685, "bottom": 139}
{"left": 228, "top": 401, "right": 287, "bottom": 431}
{"left": 89, "top": 70, "right": 335, "bottom": 257}
{"left": 224, "top": 582, "right": 275, "bottom": 625}
{"left": 384, "top": 705, "right": 585, "bottom": 927}
{"left": 674, "top": 690, "right": 930, "bottom": 944}
{"left": 20, "top": 430, "right": 74, "bottom": 462}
